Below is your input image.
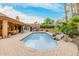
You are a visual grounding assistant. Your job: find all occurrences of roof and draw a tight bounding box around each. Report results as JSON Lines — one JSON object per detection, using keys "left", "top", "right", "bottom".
{"left": 0, "top": 13, "right": 6, "bottom": 16}
{"left": 29, "top": 23, "right": 40, "bottom": 27}
{"left": 0, "top": 13, "right": 26, "bottom": 25}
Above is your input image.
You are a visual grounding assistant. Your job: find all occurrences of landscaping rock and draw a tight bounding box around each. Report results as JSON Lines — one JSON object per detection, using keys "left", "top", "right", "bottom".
{"left": 53, "top": 33, "right": 72, "bottom": 42}
{"left": 62, "top": 34, "right": 72, "bottom": 42}
{"left": 54, "top": 33, "right": 64, "bottom": 40}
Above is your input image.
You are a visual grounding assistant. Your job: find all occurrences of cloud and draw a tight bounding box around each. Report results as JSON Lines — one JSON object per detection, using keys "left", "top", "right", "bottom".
{"left": 5, "top": 3, "right": 62, "bottom": 11}
{"left": 0, "top": 3, "right": 64, "bottom": 23}
{"left": 26, "top": 15, "right": 44, "bottom": 24}
{"left": 0, "top": 6, "right": 44, "bottom": 23}
{"left": 0, "top": 6, "right": 27, "bottom": 23}
{"left": 25, "top": 3, "right": 62, "bottom": 12}
{"left": 12, "top": 3, "right": 62, "bottom": 12}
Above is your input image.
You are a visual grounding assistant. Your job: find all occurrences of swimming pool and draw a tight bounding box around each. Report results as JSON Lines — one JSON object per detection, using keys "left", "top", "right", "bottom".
{"left": 21, "top": 32, "right": 57, "bottom": 51}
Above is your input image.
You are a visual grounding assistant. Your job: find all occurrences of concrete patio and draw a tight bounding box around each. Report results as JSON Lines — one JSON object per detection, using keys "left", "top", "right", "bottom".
{"left": 0, "top": 32, "right": 78, "bottom": 56}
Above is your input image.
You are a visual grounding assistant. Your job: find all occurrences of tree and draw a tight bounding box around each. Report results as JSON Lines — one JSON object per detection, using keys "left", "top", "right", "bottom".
{"left": 70, "top": 3, "right": 74, "bottom": 17}
{"left": 41, "top": 17, "right": 54, "bottom": 26}
{"left": 71, "top": 15, "right": 79, "bottom": 23}
{"left": 64, "top": 3, "right": 68, "bottom": 22}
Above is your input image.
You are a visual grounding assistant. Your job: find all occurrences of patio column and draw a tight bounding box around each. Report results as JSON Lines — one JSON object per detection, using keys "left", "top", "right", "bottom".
{"left": 20, "top": 25, "right": 25, "bottom": 33}
{"left": 2, "top": 20, "right": 8, "bottom": 38}
{"left": 21, "top": 25, "right": 23, "bottom": 33}
{"left": 22, "top": 25, "right": 25, "bottom": 32}
{"left": 16, "top": 25, "right": 18, "bottom": 33}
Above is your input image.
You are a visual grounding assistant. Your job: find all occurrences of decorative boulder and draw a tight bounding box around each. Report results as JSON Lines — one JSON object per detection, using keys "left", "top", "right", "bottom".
{"left": 53, "top": 33, "right": 72, "bottom": 42}
{"left": 62, "top": 34, "right": 72, "bottom": 42}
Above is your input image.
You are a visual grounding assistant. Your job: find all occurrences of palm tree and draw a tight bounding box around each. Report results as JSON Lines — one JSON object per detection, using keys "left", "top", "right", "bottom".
{"left": 70, "top": 3, "right": 74, "bottom": 17}
{"left": 64, "top": 3, "right": 68, "bottom": 22}
{"left": 76, "top": 3, "right": 79, "bottom": 15}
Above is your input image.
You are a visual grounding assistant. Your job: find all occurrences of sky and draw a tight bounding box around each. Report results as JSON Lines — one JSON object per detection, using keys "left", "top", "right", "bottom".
{"left": 0, "top": 3, "right": 65, "bottom": 23}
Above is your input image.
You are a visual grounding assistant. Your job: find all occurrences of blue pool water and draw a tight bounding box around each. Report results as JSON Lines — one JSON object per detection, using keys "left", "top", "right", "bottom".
{"left": 21, "top": 32, "right": 57, "bottom": 51}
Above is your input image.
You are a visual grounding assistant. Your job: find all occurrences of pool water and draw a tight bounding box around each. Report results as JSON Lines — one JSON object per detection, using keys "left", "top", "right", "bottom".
{"left": 21, "top": 32, "right": 57, "bottom": 51}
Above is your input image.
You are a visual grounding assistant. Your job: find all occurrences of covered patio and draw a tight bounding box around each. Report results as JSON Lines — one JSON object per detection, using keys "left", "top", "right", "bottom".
{"left": 0, "top": 13, "right": 26, "bottom": 39}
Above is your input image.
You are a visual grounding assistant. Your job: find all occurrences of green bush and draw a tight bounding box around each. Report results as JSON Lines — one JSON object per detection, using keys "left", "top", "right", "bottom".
{"left": 50, "top": 29, "right": 62, "bottom": 33}
{"left": 55, "top": 15, "right": 79, "bottom": 37}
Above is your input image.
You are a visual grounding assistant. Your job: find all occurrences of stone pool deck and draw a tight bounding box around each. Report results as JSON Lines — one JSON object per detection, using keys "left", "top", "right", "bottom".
{"left": 0, "top": 32, "right": 78, "bottom": 56}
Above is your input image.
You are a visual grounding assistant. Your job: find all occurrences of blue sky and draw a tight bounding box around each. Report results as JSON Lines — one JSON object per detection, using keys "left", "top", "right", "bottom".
{"left": 0, "top": 3, "right": 65, "bottom": 23}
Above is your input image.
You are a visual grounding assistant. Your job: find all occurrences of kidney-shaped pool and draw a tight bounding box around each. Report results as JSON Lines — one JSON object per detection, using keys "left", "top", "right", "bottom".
{"left": 21, "top": 32, "right": 57, "bottom": 51}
